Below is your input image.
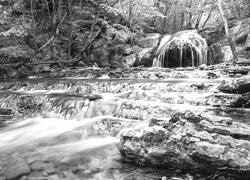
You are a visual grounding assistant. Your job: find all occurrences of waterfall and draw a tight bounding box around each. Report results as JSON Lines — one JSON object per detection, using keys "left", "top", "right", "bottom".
{"left": 152, "top": 35, "right": 171, "bottom": 67}
{"left": 153, "top": 30, "right": 208, "bottom": 68}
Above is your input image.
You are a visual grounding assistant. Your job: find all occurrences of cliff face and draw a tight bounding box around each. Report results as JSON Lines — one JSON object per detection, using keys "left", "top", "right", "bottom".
{"left": 200, "top": 17, "right": 250, "bottom": 64}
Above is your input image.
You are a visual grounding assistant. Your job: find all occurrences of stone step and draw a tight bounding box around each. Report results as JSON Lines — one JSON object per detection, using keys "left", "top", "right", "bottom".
{"left": 0, "top": 79, "right": 222, "bottom": 94}
{"left": 119, "top": 111, "right": 250, "bottom": 174}
{"left": 1, "top": 90, "right": 250, "bottom": 123}
{"left": 122, "top": 90, "right": 250, "bottom": 108}
{"left": 112, "top": 99, "right": 250, "bottom": 121}
{"left": 26, "top": 67, "right": 226, "bottom": 79}
{"left": 124, "top": 91, "right": 214, "bottom": 106}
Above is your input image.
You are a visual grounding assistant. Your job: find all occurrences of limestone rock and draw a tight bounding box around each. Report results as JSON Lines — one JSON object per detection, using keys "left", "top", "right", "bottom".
{"left": 2, "top": 156, "right": 31, "bottom": 179}
{"left": 0, "top": 45, "right": 34, "bottom": 64}
{"left": 120, "top": 111, "right": 250, "bottom": 174}
{"left": 231, "top": 18, "right": 250, "bottom": 45}
{"left": 31, "top": 162, "right": 55, "bottom": 174}
{"left": 135, "top": 48, "right": 154, "bottom": 66}
{"left": 207, "top": 93, "right": 250, "bottom": 108}
{"left": 98, "top": 4, "right": 127, "bottom": 25}
{"left": 137, "top": 33, "right": 161, "bottom": 48}
{"left": 218, "top": 79, "right": 250, "bottom": 94}
{"left": 125, "top": 54, "right": 137, "bottom": 66}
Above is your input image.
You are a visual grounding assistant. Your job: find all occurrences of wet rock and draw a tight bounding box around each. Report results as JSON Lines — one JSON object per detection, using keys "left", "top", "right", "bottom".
{"left": 2, "top": 156, "right": 31, "bottom": 179}
{"left": 0, "top": 108, "right": 14, "bottom": 126}
{"left": 134, "top": 48, "right": 154, "bottom": 67}
{"left": 125, "top": 47, "right": 155, "bottom": 67}
{"left": 17, "top": 95, "right": 44, "bottom": 114}
{"left": 47, "top": 175, "right": 61, "bottom": 180}
{"left": 125, "top": 54, "right": 137, "bottom": 66}
{"left": 206, "top": 72, "right": 219, "bottom": 79}
{"left": 218, "top": 79, "right": 250, "bottom": 94}
{"left": 149, "top": 117, "right": 169, "bottom": 127}
{"left": 120, "top": 111, "right": 250, "bottom": 173}
{"left": 207, "top": 93, "right": 250, "bottom": 108}
{"left": 245, "top": 34, "right": 250, "bottom": 51}
{"left": 31, "top": 162, "right": 55, "bottom": 173}
{"left": 87, "top": 118, "right": 126, "bottom": 136}
{"left": 0, "top": 108, "right": 14, "bottom": 116}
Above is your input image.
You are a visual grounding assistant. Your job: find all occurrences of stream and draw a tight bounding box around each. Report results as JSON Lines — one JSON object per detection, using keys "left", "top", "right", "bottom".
{"left": 0, "top": 68, "right": 249, "bottom": 180}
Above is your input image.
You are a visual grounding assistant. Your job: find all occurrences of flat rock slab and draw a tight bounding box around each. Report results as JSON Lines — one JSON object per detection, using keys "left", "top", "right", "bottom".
{"left": 120, "top": 111, "right": 250, "bottom": 174}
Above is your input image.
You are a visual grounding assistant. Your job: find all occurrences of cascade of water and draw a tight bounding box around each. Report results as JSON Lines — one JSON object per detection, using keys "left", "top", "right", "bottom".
{"left": 152, "top": 35, "right": 171, "bottom": 67}
{"left": 155, "top": 30, "right": 208, "bottom": 68}
{"left": 179, "top": 40, "right": 183, "bottom": 67}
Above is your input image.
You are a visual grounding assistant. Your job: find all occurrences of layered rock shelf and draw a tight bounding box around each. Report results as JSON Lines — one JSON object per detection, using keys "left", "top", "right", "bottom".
{"left": 0, "top": 63, "right": 249, "bottom": 179}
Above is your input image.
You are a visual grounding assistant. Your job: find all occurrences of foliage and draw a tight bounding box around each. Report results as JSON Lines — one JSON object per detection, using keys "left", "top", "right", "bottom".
{"left": 112, "top": 0, "right": 250, "bottom": 33}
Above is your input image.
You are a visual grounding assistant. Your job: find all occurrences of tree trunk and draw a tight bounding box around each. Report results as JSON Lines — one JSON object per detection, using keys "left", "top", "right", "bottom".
{"left": 195, "top": 13, "right": 203, "bottom": 29}
{"left": 217, "top": 0, "right": 238, "bottom": 61}
{"left": 66, "top": 0, "right": 72, "bottom": 61}
{"left": 187, "top": 0, "right": 193, "bottom": 29}
{"left": 162, "top": 2, "right": 169, "bottom": 34}
{"left": 128, "top": 0, "right": 133, "bottom": 25}
{"left": 202, "top": 5, "right": 214, "bottom": 28}
{"left": 154, "top": 1, "right": 170, "bottom": 58}
{"left": 180, "top": 12, "right": 185, "bottom": 30}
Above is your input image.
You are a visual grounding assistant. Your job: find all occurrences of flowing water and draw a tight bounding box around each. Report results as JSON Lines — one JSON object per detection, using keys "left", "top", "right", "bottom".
{"left": 0, "top": 68, "right": 249, "bottom": 180}
{"left": 153, "top": 30, "right": 208, "bottom": 68}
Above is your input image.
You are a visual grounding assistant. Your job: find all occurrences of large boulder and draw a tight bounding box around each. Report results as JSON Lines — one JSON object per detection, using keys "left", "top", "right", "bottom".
{"left": 120, "top": 111, "right": 250, "bottom": 175}
{"left": 0, "top": 13, "right": 31, "bottom": 48}
{"left": 0, "top": 45, "right": 34, "bottom": 64}
{"left": 0, "top": 45, "right": 34, "bottom": 79}
{"left": 98, "top": 4, "right": 127, "bottom": 25}
{"left": 124, "top": 47, "right": 155, "bottom": 67}
{"left": 230, "top": 18, "right": 250, "bottom": 45}
{"left": 218, "top": 78, "right": 250, "bottom": 94}
{"left": 137, "top": 33, "right": 161, "bottom": 48}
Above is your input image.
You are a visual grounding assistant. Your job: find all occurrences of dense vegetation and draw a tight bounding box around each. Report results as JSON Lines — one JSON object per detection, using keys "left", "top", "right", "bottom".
{"left": 0, "top": 0, "right": 249, "bottom": 77}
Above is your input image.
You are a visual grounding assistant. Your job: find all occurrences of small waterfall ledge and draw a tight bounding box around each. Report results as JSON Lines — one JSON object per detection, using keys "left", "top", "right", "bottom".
{"left": 153, "top": 30, "right": 208, "bottom": 68}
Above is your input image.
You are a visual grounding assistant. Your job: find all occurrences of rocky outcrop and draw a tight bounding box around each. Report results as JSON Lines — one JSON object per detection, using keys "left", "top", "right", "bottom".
{"left": 201, "top": 18, "right": 250, "bottom": 64}
{"left": 0, "top": 45, "right": 34, "bottom": 64}
{"left": 218, "top": 78, "right": 250, "bottom": 94}
{"left": 0, "top": 45, "right": 34, "bottom": 79}
{"left": 120, "top": 111, "right": 250, "bottom": 175}
{"left": 230, "top": 18, "right": 250, "bottom": 46}
{"left": 123, "top": 33, "right": 162, "bottom": 67}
